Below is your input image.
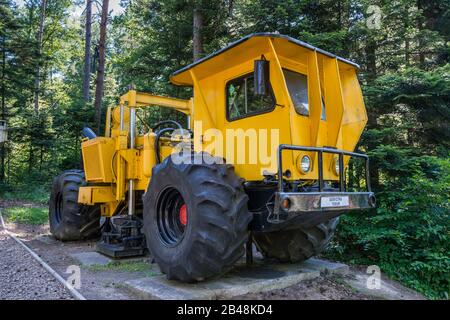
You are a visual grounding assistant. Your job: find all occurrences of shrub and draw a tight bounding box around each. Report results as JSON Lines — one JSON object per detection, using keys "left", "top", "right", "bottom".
{"left": 327, "top": 157, "right": 450, "bottom": 299}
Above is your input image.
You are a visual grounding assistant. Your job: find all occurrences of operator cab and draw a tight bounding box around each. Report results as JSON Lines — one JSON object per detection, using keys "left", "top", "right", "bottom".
{"left": 170, "top": 33, "right": 368, "bottom": 183}
{"left": 170, "top": 33, "right": 375, "bottom": 232}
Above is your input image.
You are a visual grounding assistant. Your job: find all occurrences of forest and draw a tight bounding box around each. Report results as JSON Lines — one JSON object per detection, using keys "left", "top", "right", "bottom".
{"left": 0, "top": 0, "right": 448, "bottom": 299}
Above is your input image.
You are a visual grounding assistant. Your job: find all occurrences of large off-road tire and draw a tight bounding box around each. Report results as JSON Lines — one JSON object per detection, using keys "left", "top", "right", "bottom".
{"left": 49, "top": 170, "right": 101, "bottom": 241}
{"left": 253, "top": 218, "right": 339, "bottom": 262}
{"left": 143, "top": 153, "right": 252, "bottom": 283}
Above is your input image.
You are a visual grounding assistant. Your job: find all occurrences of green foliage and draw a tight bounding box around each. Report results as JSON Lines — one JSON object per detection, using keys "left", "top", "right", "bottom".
{"left": 0, "top": 0, "right": 448, "bottom": 300}
{"left": 0, "top": 184, "right": 49, "bottom": 204}
{"left": 365, "top": 65, "right": 450, "bottom": 155}
{"left": 327, "top": 157, "right": 450, "bottom": 299}
{"left": 0, "top": 0, "right": 94, "bottom": 187}
{"left": 3, "top": 206, "right": 48, "bottom": 225}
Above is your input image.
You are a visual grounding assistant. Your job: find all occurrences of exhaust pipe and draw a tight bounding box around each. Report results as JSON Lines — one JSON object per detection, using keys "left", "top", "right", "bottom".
{"left": 81, "top": 127, "right": 97, "bottom": 140}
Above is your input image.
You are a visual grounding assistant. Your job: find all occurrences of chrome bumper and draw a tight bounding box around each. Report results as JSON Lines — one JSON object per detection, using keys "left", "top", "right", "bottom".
{"left": 275, "top": 192, "right": 376, "bottom": 214}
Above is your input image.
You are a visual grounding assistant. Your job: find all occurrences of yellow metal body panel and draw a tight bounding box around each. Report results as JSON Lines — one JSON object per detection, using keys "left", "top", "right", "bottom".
{"left": 80, "top": 34, "right": 367, "bottom": 217}
{"left": 81, "top": 138, "right": 115, "bottom": 183}
{"left": 78, "top": 186, "right": 116, "bottom": 205}
{"left": 180, "top": 36, "right": 367, "bottom": 181}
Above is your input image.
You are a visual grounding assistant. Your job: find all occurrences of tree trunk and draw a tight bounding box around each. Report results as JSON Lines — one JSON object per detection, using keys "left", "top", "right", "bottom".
{"left": 416, "top": 0, "right": 434, "bottom": 68}
{"left": 348, "top": 160, "right": 354, "bottom": 191}
{"left": 337, "top": 0, "right": 342, "bottom": 30}
{"left": 1, "top": 35, "right": 6, "bottom": 182}
{"left": 405, "top": 38, "right": 410, "bottom": 66}
{"left": 367, "top": 113, "right": 379, "bottom": 190}
{"left": 365, "top": 37, "right": 379, "bottom": 190}
{"left": 193, "top": 5, "right": 204, "bottom": 62}
{"left": 365, "top": 39, "right": 377, "bottom": 81}
{"left": 94, "top": 0, "right": 109, "bottom": 133}
{"left": 34, "top": 0, "right": 47, "bottom": 115}
{"left": 83, "top": 0, "right": 93, "bottom": 103}
{"left": 28, "top": 142, "right": 33, "bottom": 173}
{"left": 227, "top": 0, "right": 234, "bottom": 16}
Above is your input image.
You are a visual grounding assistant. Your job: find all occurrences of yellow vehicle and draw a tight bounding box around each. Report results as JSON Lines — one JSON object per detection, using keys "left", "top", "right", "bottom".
{"left": 49, "top": 34, "right": 375, "bottom": 282}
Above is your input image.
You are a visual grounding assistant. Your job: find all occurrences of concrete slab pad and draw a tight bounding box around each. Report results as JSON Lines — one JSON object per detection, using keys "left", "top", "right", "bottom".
{"left": 36, "top": 234, "right": 58, "bottom": 245}
{"left": 70, "top": 252, "right": 112, "bottom": 266}
{"left": 71, "top": 251, "right": 152, "bottom": 267}
{"left": 301, "top": 258, "right": 349, "bottom": 275}
{"left": 123, "top": 258, "right": 348, "bottom": 300}
{"left": 343, "top": 272, "right": 425, "bottom": 300}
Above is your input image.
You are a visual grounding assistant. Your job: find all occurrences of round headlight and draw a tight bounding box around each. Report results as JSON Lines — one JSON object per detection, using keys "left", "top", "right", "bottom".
{"left": 300, "top": 156, "right": 311, "bottom": 174}
{"left": 334, "top": 156, "right": 340, "bottom": 175}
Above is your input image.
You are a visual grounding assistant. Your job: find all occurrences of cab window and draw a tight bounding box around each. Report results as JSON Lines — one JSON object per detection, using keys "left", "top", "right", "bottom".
{"left": 226, "top": 74, "right": 275, "bottom": 121}
{"left": 283, "top": 69, "right": 309, "bottom": 116}
{"left": 283, "top": 69, "right": 326, "bottom": 120}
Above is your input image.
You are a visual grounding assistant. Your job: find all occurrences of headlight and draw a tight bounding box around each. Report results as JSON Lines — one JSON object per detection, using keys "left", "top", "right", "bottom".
{"left": 300, "top": 155, "right": 311, "bottom": 174}
{"left": 334, "top": 156, "right": 340, "bottom": 175}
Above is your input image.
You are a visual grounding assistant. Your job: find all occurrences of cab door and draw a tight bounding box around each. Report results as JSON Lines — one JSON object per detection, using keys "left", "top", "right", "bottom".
{"left": 220, "top": 71, "right": 292, "bottom": 181}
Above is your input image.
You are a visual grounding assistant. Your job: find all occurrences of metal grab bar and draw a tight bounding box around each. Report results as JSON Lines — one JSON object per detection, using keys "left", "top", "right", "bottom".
{"left": 277, "top": 144, "right": 371, "bottom": 193}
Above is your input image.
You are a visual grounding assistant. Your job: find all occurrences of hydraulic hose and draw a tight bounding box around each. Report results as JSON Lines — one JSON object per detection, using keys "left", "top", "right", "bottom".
{"left": 155, "top": 127, "right": 175, "bottom": 164}
{"left": 152, "top": 120, "right": 184, "bottom": 134}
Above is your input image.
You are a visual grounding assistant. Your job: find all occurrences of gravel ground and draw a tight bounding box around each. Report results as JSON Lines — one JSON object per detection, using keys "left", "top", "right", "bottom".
{"left": 0, "top": 226, "right": 73, "bottom": 300}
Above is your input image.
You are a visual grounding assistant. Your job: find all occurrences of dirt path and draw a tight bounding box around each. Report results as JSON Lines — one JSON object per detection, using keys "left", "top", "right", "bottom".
{"left": 25, "top": 236, "right": 148, "bottom": 300}
{"left": 0, "top": 223, "right": 72, "bottom": 300}
{"left": 0, "top": 200, "right": 144, "bottom": 300}
{"left": 234, "top": 268, "right": 425, "bottom": 300}
{"left": 235, "top": 275, "right": 369, "bottom": 300}
{"left": 0, "top": 199, "right": 425, "bottom": 300}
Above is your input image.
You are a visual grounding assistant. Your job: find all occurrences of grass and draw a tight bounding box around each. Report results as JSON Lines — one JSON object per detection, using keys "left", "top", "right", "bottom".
{"left": 0, "top": 186, "right": 50, "bottom": 205}
{"left": 2, "top": 206, "right": 48, "bottom": 225}
{"left": 87, "top": 261, "right": 159, "bottom": 277}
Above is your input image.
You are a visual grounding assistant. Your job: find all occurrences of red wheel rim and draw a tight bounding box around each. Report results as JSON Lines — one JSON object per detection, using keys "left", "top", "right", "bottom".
{"left": 179, "top": 204, "right": 187, "bottom": 226}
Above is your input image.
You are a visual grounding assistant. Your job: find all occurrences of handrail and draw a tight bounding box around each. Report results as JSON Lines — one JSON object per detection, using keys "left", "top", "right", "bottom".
{"left": 277, "top": 144, "right": 371, "bottom": 193}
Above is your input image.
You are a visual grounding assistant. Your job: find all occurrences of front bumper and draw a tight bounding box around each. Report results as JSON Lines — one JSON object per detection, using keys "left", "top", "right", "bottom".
{"left": 275, "top": 192, "right": 376, "bottom": 214}
{"left": 250, "top": 145, "right": 376, "bottom": 232}
{"left": 250, "top": 191, "right": 376, "bottom": 232}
